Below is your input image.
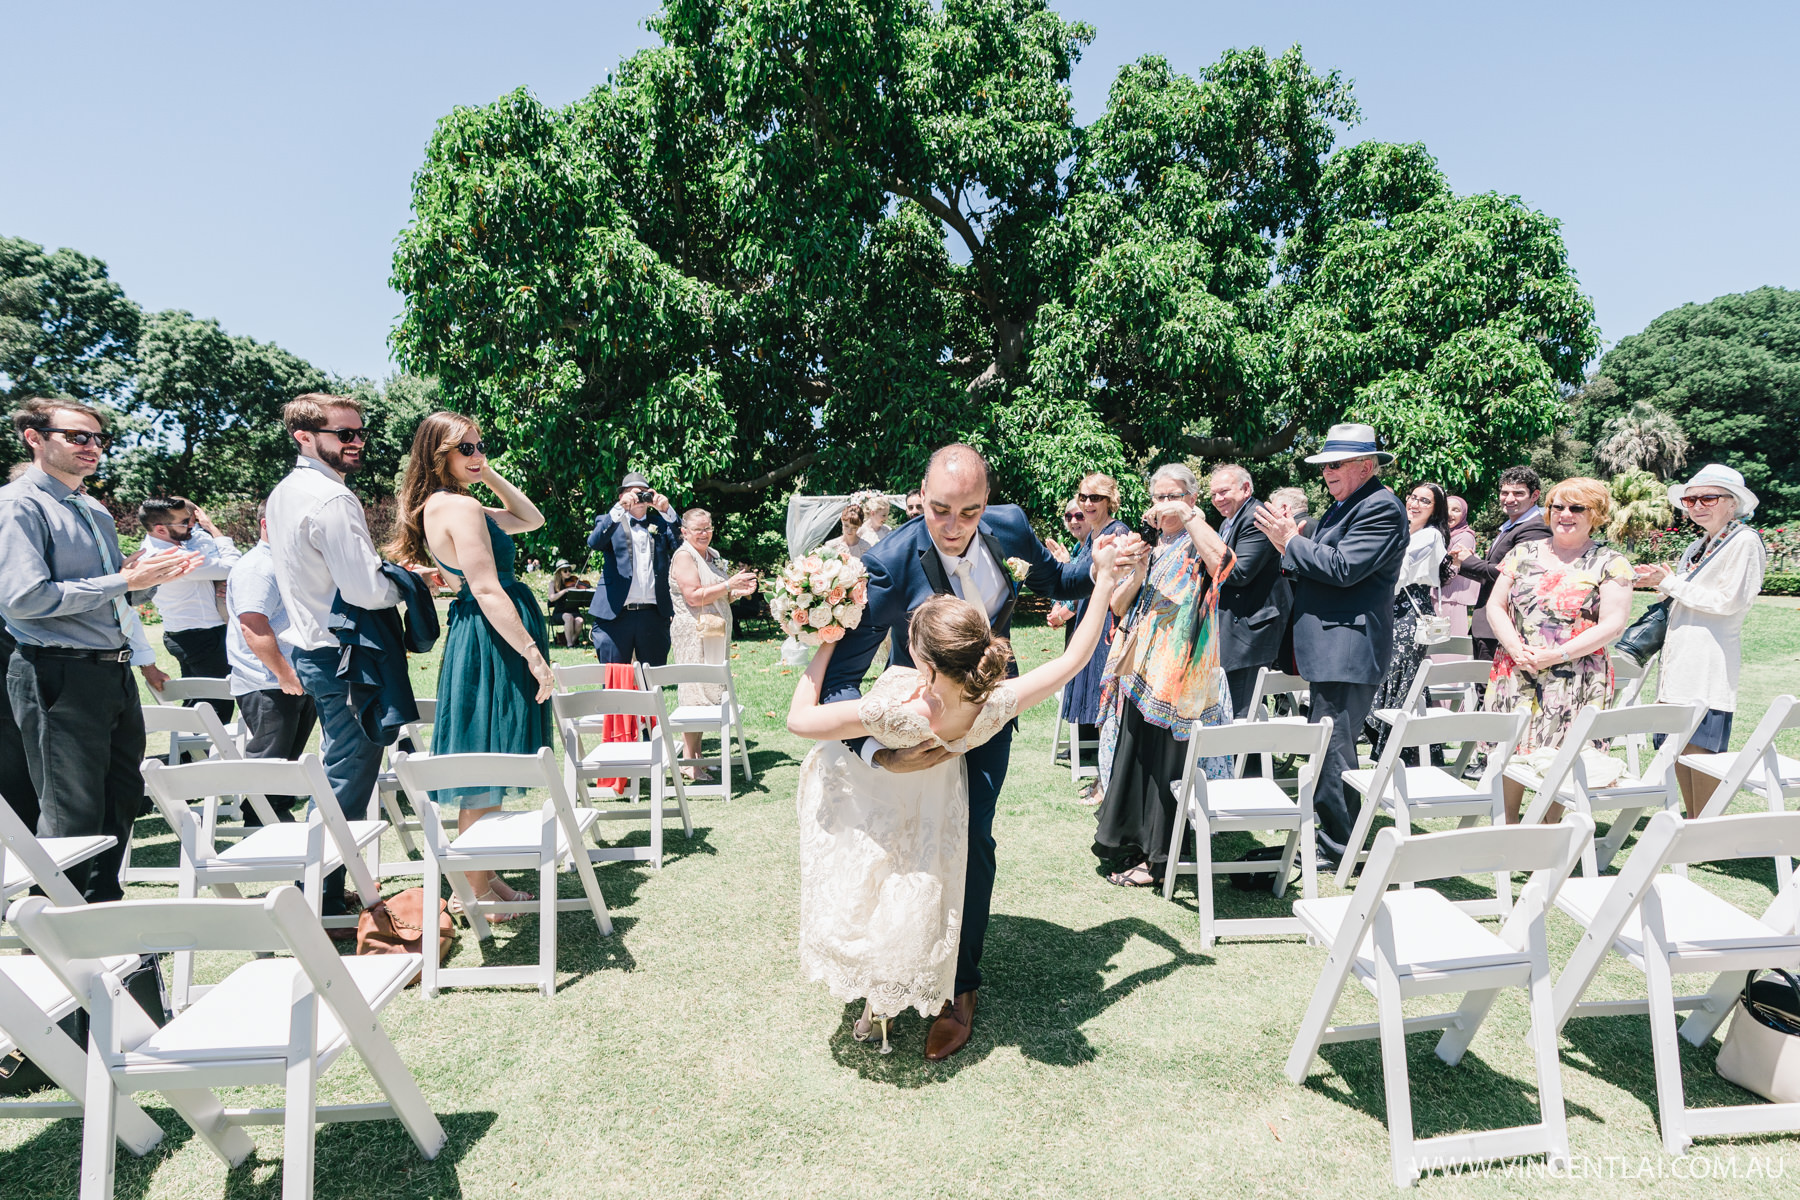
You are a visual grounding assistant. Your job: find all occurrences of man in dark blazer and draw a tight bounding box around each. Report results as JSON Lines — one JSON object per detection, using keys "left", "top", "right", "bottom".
{"left": 1208, "top": 465, "right": 1292, "bottom": 720}
{"left": 1254, "top": 424, "right": 1409, "bottom": 866}
{"left": 586, "top": 471, "right": 682, "bottom": 665}
{"left": 821, "top": 444, "right": 1139, "bottom": 1061}
{"left": 1452, "top": 465, "right": 1550, "bottom": 660}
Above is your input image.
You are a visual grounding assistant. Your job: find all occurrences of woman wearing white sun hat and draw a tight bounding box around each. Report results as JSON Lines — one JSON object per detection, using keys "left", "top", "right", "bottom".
{"left": 1633, "top": 463, "right": 1768, "bottom": 817}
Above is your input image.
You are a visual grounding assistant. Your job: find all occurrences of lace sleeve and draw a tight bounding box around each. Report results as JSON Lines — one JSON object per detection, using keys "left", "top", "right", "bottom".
{"left": 856, "top": 668, "right": 931, "bottom": 748}
{"left": 964, "top": 684, "right": 1020, "bottom": 750}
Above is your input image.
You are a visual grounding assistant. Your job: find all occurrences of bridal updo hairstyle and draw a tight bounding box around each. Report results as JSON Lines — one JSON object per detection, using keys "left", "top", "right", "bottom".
{"left": 387, "top": 409, "right": 479, "bottom": 566}
{"left": 908, "top": 594, "right": 1012, "bottom": 705}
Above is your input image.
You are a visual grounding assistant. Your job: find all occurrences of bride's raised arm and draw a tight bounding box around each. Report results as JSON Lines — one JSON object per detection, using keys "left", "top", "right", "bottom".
{"left": 1009, "top": 536, "right": 1127, "bottom": 714}
{"left": 786, "top": 641, "right": 877, "bottom": 741}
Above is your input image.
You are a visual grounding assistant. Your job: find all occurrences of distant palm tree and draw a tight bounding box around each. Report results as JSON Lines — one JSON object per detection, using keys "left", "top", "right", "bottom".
{"left": 1608, "top": 469, "right": 1673, "bottom": 547}
{"left": 1595, "top": 401, "right": 1689, "bottom": 479}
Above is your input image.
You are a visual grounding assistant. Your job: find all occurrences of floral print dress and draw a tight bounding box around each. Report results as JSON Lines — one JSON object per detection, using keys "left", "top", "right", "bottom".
{"left": 1483, "top": 541, "right": 1633, "bottom": 754}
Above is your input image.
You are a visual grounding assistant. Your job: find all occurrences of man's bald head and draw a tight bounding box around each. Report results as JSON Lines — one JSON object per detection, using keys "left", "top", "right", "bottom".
{"left": 923, "top": 443, "right": 990, "bottom": 496}
{"left": 919, "top": 443, "right": 991, "bottom": 558}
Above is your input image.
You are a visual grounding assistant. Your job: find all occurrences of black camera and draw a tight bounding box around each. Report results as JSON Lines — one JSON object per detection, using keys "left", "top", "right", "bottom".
{"left": 633, "top": 488, "right": 656, "bottom": 503}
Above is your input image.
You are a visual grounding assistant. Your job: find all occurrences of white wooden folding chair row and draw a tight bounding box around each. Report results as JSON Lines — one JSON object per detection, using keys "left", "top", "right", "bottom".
{"left": 1047, "top": 691, "right": 1100, "bottom": 783}
{"left": 139, "top": 755, "right": 384, "bottom": 1010}
{"left": 1286, "top": 817, "right": 1594, "bottom": 1188}
{"left": 1338, "top": 709, "right": 1529, "bottom": 916}
{"left": 0, "top": 800, "right": 180, "bottom": 1156}
{"left": 1607, "top": 653, "right": 1654, "bottom": 775}
{"left": 1682, "top": 693, "right": 1800, "bottom": 892}
{"left": 150, "top": 677, "right": 244, "bottom": 760}
{"left": 552, "top": 686, "right": 691, "bottom": 869}
{"left": 392, "top": 748, "right": 613, "bottom": 998}
{"left": 125, "top": 704, "right": 254, "bottom": 888}
{"left": 1234, "top": 667, "right": 1312, "bottom": 784}
{"left": 1549, "top": 810, "right": 1800, "bottom": 1156}
{"left": 1160, "top": 718, "right": 1333, "bottom": 948}
{"left": 640, "top": 662, "right": 754, "bottom": 801}
{"left": 8, "top": 887, "right": 446, "bottom": 1200}
{"left": 1509, "top": 702, "right": 1703, "bottom": 877}
{"left": 371, "top": 698, "right": 437, "bottom": 876}
{"left": 1367, "top": 658, "right": 1491, "bottom": 776}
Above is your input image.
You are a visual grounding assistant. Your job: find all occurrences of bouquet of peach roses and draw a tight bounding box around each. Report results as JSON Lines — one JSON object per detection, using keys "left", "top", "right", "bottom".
{"left": 768, "top": 546, "right": 869, "bottom": 647}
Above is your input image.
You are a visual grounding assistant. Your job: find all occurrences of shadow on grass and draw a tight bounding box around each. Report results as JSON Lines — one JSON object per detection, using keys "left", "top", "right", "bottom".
{"left": 826, "top": 913, "right": 1209, "bottom": 1086}
{"left": 1308, "top": 1034, "right": 1603, "bottom": 1139}
{"left": 1, "top": 1105, "right": 496, "bottom": 1200}
{"left": 1558, "top": 1012, "right": 1773, "bottom": 1116}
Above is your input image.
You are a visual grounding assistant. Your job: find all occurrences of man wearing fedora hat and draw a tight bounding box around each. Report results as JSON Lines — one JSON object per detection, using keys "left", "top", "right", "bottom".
{"left": 1254, "top": 423, "right": 1409, "bottom": 867}
{"left": 586, "top": 470, "right": 682, "bottom": 665}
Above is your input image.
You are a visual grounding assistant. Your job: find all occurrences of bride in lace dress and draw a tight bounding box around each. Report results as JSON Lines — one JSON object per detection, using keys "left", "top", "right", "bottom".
{"left": 785, "top": 542, "right": 1123, "bottom": 1053}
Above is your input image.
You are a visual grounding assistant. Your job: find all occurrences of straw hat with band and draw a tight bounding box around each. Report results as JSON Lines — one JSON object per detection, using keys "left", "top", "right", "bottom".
{"left": 1303, "top": 423, "right": 1395, "bottom": 466}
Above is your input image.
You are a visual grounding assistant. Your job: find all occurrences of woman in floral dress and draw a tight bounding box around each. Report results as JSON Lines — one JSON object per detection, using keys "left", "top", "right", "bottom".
{"left": 1482, "top": 477, "right": 1634, "bottom": 821}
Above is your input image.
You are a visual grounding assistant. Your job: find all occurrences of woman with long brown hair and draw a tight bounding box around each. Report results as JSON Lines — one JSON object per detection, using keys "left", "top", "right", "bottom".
{"left": 389, "top": 410, "right": 554, "bottom": 917}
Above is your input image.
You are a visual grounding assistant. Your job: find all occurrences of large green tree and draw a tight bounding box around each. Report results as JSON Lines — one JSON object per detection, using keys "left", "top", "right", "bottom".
{"left": 392, "top": 0, "right": 1598, "bottom": 561}
{"left": 1581, "top": 287, "right": 1800, "bottom": 522}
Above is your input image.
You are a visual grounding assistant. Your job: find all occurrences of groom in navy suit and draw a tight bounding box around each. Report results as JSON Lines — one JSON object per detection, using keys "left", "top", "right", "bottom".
{"left": 822, "top": 444, "right": 1136, "bottom": 1060}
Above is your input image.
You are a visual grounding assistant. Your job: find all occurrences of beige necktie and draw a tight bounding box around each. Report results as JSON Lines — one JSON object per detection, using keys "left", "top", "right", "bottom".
{"left": 951, "top": 557, "right": 990, "bottom": 627}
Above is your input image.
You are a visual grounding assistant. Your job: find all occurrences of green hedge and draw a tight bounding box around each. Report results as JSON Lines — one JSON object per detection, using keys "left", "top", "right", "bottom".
{"left": 1764, "top": 573, "right": 1800, "bottom": 596}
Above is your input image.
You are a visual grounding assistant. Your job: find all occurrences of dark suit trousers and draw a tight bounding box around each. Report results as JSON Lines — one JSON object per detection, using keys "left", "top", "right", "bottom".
{"left": 163, "top": 624, "right": 235, "bottom": 723}
{"left": 1309, "top": 680, "right": 1377, "bottom": 860}
{"left": 592, "top": 608, "right": 671, "bottom": 666}
{"left": 0, "top": 639, "right": 38, "bottom": 833}
{"left": 237, "top": 688, "right": 318, "bottom": 823}
{"left": 7, "top": 650, "right": 145, "bottom": 903}
{"left": 957, "top": 724, "right": 1012, "bottom": 996}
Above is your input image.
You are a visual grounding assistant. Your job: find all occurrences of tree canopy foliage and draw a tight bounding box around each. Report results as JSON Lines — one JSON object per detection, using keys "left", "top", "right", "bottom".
{"left": 392, "top": 0, "right": 1598, "bottom": 561}
{"left": 1582, "top": 286, "right": 1800, "bottom": 522}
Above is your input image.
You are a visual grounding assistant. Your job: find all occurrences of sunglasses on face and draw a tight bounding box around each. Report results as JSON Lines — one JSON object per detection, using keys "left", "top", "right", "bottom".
{"left": 450, "top": 440, "right": 487, "bottom": 457}
{"left": 1076, "top": 493, "right": 1110, "bottom": 505}
{"left": 1680, "top": 493, "right": 1731, "bottom": 508}
{"left": 46, "top": 428, "right": 114, "bottom": 450}
{"left": 312, "top": 427, "right": 367, "bottom": 444}
{"left": 1548, "top": 503, "right": 1588, "bottom": 514}
{"left": 1063, "top": 512, "right": 1083, "bottom": 522}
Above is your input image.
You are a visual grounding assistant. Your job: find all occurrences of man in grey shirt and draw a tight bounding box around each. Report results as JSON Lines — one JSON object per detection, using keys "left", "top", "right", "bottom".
{"left": 0, "top": 397, "right": 198, "bottom": 901}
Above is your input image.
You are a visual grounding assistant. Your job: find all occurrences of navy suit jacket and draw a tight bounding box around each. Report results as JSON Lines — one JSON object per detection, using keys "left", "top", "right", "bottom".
{"left": 1217, "top": 497, "right": 1292, "bottom": 672}
{"left": 1281, "top": 478, "right": 1409, "bottom": 686}
{"left": 586, "top": 506, "right": 681, "bottom": 622}
{"left": 820, "top": 504, "right": 1095, "bottom": 708}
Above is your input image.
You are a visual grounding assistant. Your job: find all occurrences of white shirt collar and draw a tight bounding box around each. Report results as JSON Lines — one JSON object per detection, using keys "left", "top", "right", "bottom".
{"left": 294, "top": 454, "right": 344, "bottom": 485}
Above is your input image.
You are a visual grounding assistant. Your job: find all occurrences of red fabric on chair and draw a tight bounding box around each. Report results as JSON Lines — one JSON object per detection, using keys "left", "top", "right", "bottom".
{"left": 598, "top": 662, "right": 644, "bottom": 792}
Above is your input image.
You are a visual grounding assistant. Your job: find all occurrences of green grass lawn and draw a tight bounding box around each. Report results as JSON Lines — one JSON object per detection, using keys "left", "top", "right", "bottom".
{"left": 3, "top": 600, "right": 1797, "bottom": 1198}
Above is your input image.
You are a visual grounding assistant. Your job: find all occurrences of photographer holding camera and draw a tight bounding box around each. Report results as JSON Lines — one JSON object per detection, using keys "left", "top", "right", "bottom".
{"left": 587, "top": 471, "right": 682, "bottom": 665}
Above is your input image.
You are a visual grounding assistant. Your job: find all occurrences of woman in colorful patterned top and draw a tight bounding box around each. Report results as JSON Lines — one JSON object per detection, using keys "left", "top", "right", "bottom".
{"left": 1483, "top": 476, "right": 1634, "bottom": 822}
{"left": 1091, "top": 464, "right": 1233, "bottom": 887}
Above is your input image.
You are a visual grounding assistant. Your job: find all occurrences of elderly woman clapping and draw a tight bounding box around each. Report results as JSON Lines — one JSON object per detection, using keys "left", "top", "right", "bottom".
{"left": 1484, "top": 477, "right": 1635, "bottom": 822}
{"left": 1633, "top": 464, "right": 1768, "bottom": 816}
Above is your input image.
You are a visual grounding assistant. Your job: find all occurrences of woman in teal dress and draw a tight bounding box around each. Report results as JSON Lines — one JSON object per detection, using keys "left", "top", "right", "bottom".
{"left": 390, "top": 410, "right": 554, "bottom": 917}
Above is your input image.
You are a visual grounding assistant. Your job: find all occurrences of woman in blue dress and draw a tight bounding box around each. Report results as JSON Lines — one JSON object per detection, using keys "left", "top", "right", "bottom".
{"left": 390, "top": 410, "right": 554, "bottom": 917}
{"left": 1047, "top": 473, "right": 1130, "bottom": 803}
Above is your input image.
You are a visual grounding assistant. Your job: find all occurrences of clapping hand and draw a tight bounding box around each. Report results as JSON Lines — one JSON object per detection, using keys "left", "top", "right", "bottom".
{"left": 1142, "top": 497, "right": 1198, "bottom": 528}
{"left": 727, "top": 569, "right": 758, "bottom": 598}
{"left": 121, "top": 546, "right": 203, "bottom": 590}
{"left": 1046, "top": 602, "right": 1075, "bottom": 629}
{"left": 1252, "top": 504, "right": 1300, "bottom": 553}
{"left": 1633, "top": 562, "right": 1670, "bottom": 587}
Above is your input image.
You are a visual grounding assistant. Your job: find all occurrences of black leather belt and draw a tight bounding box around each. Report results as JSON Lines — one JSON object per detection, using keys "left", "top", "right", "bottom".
{"left": 622, "top": 603, "right": 659, "bottom": 612}
{"left": 18, "top": 644, "right": 132, "bottom": 664}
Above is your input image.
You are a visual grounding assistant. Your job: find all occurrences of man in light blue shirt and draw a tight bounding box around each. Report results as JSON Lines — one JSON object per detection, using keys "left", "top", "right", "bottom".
{"left": 227, "top": 503, "right": 314, "bottom": 824}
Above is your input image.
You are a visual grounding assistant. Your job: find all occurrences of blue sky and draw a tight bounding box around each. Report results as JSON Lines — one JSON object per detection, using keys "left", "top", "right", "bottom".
{"left": 5, "top": 1, "right": 1796, "bottom": 381}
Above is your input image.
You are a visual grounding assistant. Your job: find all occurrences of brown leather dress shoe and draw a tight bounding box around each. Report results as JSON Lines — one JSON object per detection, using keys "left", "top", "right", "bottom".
{"left": 924, "top": 990, "right": 976, "bottom": 1061}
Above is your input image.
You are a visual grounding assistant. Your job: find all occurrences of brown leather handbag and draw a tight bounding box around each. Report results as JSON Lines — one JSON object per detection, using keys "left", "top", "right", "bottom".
{"left": 356, "top": 887, "right": 456, "bottom": 984}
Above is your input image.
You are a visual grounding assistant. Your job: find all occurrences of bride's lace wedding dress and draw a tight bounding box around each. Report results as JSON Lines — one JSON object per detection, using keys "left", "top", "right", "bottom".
{"left": 796, "top": 666, "right": 1018, "bottom": 1018}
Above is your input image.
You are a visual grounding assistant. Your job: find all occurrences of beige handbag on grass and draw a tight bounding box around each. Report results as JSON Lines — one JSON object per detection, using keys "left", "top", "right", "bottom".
{"left": 1716, "top": 969, "right": 1800, "bottom": 1104}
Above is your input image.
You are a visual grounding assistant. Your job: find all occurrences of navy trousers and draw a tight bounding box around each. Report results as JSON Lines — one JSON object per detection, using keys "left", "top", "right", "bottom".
{"left": 592, "top": 607, "right": 671, "bottom": 666}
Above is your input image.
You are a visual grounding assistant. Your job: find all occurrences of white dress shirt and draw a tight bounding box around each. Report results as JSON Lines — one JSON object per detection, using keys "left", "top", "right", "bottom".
{"left": 143, "top": 528, "right": 239, "bottom": 631}
{"left": 265, "top": 456, "right": 399, "bottom": 652}
{"left": 613, "top": 504, "right": 659, "bottom": 606}
{"left": 226, "top": 541, "right": 294, "bottom": 695}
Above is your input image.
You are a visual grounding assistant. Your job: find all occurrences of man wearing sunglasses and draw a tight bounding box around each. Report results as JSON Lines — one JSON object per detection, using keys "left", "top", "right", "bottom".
{"left": 265, "top": 393, "right": 402, "bottom": 929}
{"left": 139, "top": 495, "right": 242, "bottom": 723}
{"left": 0, "top": 398, "right": 202, "bottom": 902}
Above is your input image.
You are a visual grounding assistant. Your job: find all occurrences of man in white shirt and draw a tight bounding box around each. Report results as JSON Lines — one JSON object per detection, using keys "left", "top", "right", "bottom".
{"left": 140, "top": 495, "right": 241, "bottom": 720}
{"left": 266, "top": 393, "right": 400, "bottom": 920}
{"left": 227, "top": 502, "right": 314, "bottom": 824}
{"left": 585, "top": 470, "right": 681, "bottom": 665}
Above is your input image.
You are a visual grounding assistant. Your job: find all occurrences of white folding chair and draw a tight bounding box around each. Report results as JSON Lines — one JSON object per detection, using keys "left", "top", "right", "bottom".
{"left": 1338, "top": 709, "right": 1530, "bottom": 916}
{"left": 1431, "top": 634, "right": 1475, "bottom": 659}
{"left": 0, "top": 801, "right": 169, "bottom": 1152}
{"left": 139, "top": 755, "right": 384, "bottom": 1010}
{"left": 1510, "top": 702, "right": 1705, "bottom": 876}
{"left": 152, "top": 677, "right": 244, "bottom": 757}
{"left": 9, "top": 887, "right": 446, "bottom": 1200}
{"left": 1160, "top": 718, "right": 1332, "bottom": 948}
{"left": 393, "top": 747, "right": 613, "bottom": 997}
{"left": 1548, "top": 810, "right": 1800, "bottom": 1155}
{"left": 552, "top": 687, "right": 691, "bottom": 869}
{"left": 1608, "top": 653, "right": 1653, "bottom": 775}
{"left": 1683, "top": 694, "right": 1800, "bottom": 892}
{"left": 640, "top": 662, "right": 754, "bottom": 802}
{"left": 133, "top": 704, "right": 258, "bottom": 873}
{"left": 1048, "top": 692, "right": 1100, "bottom": 783}
{"left": 1234, "top": 667, "right": 1312, "bottom": 783}
{"left": 371, "top": 697, "right": 437, "bottom": 875}
{"left": 1285, "top": 817, "right": 1593, "bottom": 1188}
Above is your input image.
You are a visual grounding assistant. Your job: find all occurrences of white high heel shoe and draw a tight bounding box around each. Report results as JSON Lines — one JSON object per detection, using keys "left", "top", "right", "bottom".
{"left": 852, "top": 1002, "right": 893, "bottom": 1055}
